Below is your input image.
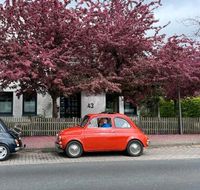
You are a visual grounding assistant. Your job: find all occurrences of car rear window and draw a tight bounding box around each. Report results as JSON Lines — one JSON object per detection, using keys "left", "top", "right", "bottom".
{"left": 114, "top": 118, "right": 131, "bottom": 128}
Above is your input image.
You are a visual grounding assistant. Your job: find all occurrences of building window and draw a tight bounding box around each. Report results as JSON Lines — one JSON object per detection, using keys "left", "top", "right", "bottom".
{"left": 106, "top": 94, "right": 119, "bottom": 113}
{"left": 60, "top": 93, "right": 81, "bottom": 118}
{"left": 124, "top": 102, "right": 137, "bottom": 116}
{"left": 23, "top": 94, "right": 37, "bottom": 116}
{"left": 0, "top": 92, "right": 13, "bottom": 116}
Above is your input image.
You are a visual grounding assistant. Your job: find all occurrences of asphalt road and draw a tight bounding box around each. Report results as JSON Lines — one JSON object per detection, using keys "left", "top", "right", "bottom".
{"left": 1, "top": 159, "right": 200, "bottom": 190}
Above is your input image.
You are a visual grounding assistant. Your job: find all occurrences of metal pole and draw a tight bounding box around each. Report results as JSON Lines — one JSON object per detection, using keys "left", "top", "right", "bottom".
{"left": 178, "top": 87, "right": 183, "bottom": 134}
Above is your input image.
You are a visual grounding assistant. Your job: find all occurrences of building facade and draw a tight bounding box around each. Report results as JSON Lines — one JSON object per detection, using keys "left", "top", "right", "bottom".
{"left": 0, "top": 89, "right": 137, "bottom": 118}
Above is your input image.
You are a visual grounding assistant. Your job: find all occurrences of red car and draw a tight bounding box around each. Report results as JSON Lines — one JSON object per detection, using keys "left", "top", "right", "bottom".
{"left": 55, "top": 113, "right": 149, "bottom": 158}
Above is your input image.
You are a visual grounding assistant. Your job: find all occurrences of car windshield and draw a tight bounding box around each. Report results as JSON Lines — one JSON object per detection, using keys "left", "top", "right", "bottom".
{"left": 80, "top": 116, "right": 89, "bottom": 127}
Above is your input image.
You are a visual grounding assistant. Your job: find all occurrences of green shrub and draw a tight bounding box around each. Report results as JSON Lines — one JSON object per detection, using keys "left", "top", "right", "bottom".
{"left": 160, "top": 99, "right": 176, "bottom": 117}
{"left": 181, "top": 97, "right": 200, "bottom": 117}
{"left": 160, "top": 97, "right": 200, "bottom": 117}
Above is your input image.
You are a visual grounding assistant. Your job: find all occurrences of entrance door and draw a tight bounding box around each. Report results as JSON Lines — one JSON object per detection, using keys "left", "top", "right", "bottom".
{"left": 124, "top": 101, "right": 137, "bottom": 116}
{"left": 106, "top": 94, "right": 119, "bottom": 113}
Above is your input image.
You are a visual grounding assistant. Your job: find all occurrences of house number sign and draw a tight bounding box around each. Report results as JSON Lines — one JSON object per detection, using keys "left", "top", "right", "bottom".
{"left": 87, "top": 103, "right": 94, "bottom": 108}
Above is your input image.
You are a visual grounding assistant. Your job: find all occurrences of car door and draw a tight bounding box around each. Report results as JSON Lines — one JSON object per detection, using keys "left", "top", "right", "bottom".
{"left": 112, "top": 117, "right": 133, "bottom": 150}
{"left": 82, "top": 116, "right": 115, "bottom": 151}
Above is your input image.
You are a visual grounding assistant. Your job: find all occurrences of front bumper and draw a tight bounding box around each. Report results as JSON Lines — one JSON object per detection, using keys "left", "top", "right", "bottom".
{"left": 147, "top": 139, "right": 150, "bottom": 146}
{"left": 55, "top": 143, "right": 64, "bottom": 153}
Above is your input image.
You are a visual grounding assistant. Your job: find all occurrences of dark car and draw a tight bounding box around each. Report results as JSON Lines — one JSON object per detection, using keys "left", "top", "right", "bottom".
{"left": 0, "top": 119, "right": 23, "bottom": 161}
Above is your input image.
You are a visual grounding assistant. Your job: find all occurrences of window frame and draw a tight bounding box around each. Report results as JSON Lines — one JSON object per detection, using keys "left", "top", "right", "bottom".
{"left": 0, "top": 92, "right": 13, "bottom": 116}
{"left": 60, "top": 93, "right": 81, "bottom": 118}
{"left": 22, "top": 94, "right": 37, "bottom": 116}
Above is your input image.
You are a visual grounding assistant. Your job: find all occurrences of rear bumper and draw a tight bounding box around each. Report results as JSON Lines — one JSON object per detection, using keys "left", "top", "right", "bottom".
{"left": 15, "top": 147, "right": 21, "bottom": 151}
{"left": 9, "top": 143, "right": 23, "bottom": 153}
{"left": 14, "top": 139, "right": 25, "bottom": 152}
{"left": 55, "top": 143, "right": 64, "bottom": 153}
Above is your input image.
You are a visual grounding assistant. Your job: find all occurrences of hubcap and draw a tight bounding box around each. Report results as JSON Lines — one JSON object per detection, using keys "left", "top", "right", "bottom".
{"left": 0, "top": 146, "right": 8, "bottom": 159}
{"left": 68, "top": 144, "right": 81, "bottom": 157}
{"left": 129, "top": 142, "right": 141, "bottom": 155}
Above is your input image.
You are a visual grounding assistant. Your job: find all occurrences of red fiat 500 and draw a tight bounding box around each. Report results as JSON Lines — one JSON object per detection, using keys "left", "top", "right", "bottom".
{"left": 55, "top": 113, "right": 149, "bottom": 158}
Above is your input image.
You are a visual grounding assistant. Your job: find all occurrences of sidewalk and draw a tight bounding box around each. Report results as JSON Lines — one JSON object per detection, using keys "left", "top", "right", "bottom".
{"left": 149, "top": 135, "right": 200, "bottom": 147}
{"left": 22, "top": 135, "right": 200, "bottom": 150}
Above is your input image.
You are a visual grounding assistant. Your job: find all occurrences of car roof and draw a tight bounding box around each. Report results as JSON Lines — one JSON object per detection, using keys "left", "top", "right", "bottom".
{"left": 86, "top": 113, "right": 130, "bottom": 118}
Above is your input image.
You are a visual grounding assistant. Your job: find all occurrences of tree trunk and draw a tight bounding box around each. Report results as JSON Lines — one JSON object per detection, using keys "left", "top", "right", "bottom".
{"left": 52, "top": 96, "right": 58, "bottom": 118}
{"left": 178, "top": 87, "right": 183, "bottom": 135}
{"left": 174, "top": 100, "right": 178, "bottom": 117}
{"left": 157, "top": 100, "right": 160, "bottom": 119}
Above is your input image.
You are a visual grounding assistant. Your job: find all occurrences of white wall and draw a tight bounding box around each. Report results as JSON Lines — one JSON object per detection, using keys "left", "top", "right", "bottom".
{"left": 37, "top": 94, "right": 52, "bottom": 117}
{"left": 81, "top": 92, "right": 106, "bottom": 118}
{"left": 1, "top": 87, "right": 125, "bottom": 118}
{"left": 119, "top": 96, "right": 124, "bottom": 114}
{"left": 13, "top": 93, "right": 22, "bottom": 117}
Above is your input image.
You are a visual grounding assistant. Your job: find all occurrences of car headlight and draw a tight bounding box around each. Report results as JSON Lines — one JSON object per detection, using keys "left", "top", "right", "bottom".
{"left": 59, "top": 136, "right": 62, "bottom": 141}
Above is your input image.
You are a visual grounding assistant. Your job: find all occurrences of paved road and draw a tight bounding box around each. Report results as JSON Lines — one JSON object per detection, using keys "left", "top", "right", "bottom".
{"left": 1, "top": 145, "right": 200, "bottom": 166}
{"left": 1, "top": 159, "right": 200, "bottom": 190}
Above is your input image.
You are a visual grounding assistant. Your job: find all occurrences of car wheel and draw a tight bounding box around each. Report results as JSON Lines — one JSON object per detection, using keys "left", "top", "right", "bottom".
{"left": 127, "top": 140, "right": 143, "bottom": 157}
{"left": 0, "top": 144, "right": 10, "bottom": 161}
{"left": 65, "top": 141, "right": 83, "bottom": 158}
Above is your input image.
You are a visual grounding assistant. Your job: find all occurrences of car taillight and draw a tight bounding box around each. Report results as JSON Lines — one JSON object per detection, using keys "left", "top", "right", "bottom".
{"left": 15, "top": 139, "right": 19, "bottom": 147}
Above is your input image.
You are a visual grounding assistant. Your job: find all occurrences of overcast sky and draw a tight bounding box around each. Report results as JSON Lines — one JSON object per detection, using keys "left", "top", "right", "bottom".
{"left": 0, "top": 0, "right": 199, "bottom": 38}
{"left": 155, "top": 0, "right": 200, "bottom": 39}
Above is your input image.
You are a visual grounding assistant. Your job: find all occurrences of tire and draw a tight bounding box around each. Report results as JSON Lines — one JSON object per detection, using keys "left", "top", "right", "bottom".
{"left": 0, "top": 144, "right": 10, "bottom": 161}
{"left": 127, "top": 140, "right": 143, "bottom": 157}
{"left": 65, "top": 141, "right": 83, "bottom": 158}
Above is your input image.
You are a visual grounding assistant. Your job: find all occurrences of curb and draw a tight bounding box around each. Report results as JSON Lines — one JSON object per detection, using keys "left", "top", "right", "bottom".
{"left": 21, "top": 143, "right": 200, "bottom": 152}
{"left": 21, "top": 147, "right": 56, "bottom": 153}
{"left": 149, "top": 142, "right": 200, "bottom": 148}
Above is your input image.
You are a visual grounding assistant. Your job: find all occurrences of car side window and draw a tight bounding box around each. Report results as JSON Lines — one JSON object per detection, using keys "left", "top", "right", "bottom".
{"left": 88, "top": 117, "right": 112, "bottom": 128}
{"left": 88, "top": 118, "right": 98, "bottom": 128}
{"left": 114, "top": 118, "right": 131, "bottom": 128}
{"left": 0, "top": 124, "right": 4, "bottom": 133}
{"left": 98, "top": 117, "right": 112, "bottom": 128}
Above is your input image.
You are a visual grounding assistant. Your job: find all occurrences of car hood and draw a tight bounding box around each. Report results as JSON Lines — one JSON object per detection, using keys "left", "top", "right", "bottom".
{"left": 60, "top": 126, "right": 83, "bottom": 135}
